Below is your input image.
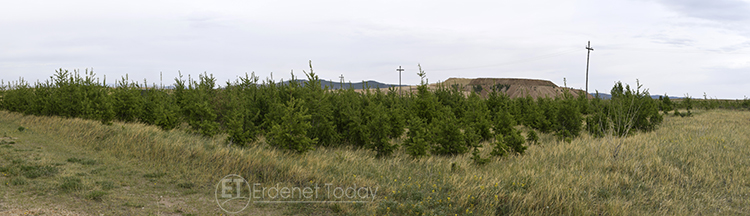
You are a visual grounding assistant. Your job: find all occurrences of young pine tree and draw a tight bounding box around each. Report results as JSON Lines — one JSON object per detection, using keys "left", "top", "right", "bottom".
{"left": 267, "top": 97, "right": 318, "bottom": 153}
{"left": 463, "top": 91, "right": 493, "bottom": 141}
{"left": 430, "top": 108, "right": 467, "bottom": 155}
{"left": 365, "top": 101, "right": 398, "bottom": 157}
{"left": 403, "top": 117, "right": 430, "bottom": 158}
{"left": 302, "top": 62, "right": 339, "bottom": 146}
{"left": 555, "top": 92, "right": 582, "bottom": 141}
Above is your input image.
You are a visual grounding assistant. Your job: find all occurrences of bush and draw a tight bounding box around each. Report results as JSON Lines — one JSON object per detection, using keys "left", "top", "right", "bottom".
{"left": 334, "top": 88, "right": 369, "bottom": 147}
{"left": 490, "top": 134, "right": 510, "bottom": 157}
{"left": 365, "top": 100, "right": 398, "bottom": 158}
{"left": 301, "top": 63, "right": 339, "bottom": 147}
{"left": 493, "top": 109, "right": 515, "bottom": 136}
{"left": 587, "top": 81, "right": 663, "bottom": 138}
{"left": 526, "top": 130, "right": 539, "bottom": 145}
{"left": 555, "top": 92, "right": 582, "bottom": 140}
{"left": 470, "top": 147, "right": 490, "bottom": 165}
{"left": 463, "top": 92, "right": 492, "bottom": 141}
{"left": 266, "top": 97, "right": 317, "bottom": 153}
{"left": 223, "top": 79, "right": 260, "bottom": 146}
{"left": 585, "top": 111, "right": 610, "bottom": 138}
{"left": 403, "top": 117, "right": 430, "bottom": 158}
{"left": 660, "top": 94, "right": 674, "bottom": 113}
{"left": 175, "top": 72, "right": 220, "bottom": 137}
{"left": 504, "top": 128, "right": 527, "bottom": 155}
{"left": 429, "top": 109, "right": 467, "bottom": 155}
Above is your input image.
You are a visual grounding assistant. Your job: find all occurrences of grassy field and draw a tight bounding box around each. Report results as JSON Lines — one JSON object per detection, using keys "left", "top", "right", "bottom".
{"left": 1, "top": 109, "right": 749, "bottom": 215}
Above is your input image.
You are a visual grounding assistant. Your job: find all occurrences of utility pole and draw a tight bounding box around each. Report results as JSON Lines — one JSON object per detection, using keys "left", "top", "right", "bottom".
{"left": 396, "top": 66, "right": 404, "bottom": 95}
{"left": 339, "top": 74, "right": 344, "bottom": 89}
{"left": 585, "top": 41, "right": 594, "bottom": 94}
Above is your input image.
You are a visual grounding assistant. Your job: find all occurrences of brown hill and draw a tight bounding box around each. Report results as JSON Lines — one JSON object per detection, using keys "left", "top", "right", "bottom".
{"left": 418, "top": 78, "right": 592, "bottom": 99}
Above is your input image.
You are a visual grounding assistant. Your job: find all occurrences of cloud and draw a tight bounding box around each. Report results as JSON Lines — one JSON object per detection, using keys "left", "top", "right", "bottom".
{"left": 645, "top": 34, "right": 695, "bottom": 47}
{"left": 655, "top": 0, "right": 750, "bottom": 22}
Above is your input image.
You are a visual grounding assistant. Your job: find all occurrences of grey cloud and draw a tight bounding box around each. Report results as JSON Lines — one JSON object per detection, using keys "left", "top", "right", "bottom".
{"left": 647, "top": 34, "right": 694, "bottom": 47}
{"left": 717, "top": 41, "right": 750, "bottom": 53}
{"left": 655, "top": 0, "right": 750, "bottom": 22}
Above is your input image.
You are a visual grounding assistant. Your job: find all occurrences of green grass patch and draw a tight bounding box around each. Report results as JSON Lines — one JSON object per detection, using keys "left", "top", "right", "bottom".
{"left": 59, "top": 176, "right": 84, "bottom": 192}
{"left": 123, "top": 202, "right": 145, "bottom": 208}
{"left": 20, "top": 164, "right": 59, "bottom": 179}
{"left": 177, "top": 182, "right": 194, "bottom": 189}
{"left": 85, "top": 190, "right": 108, "bottom": 201}
{"left": 67, "top": 157, "right": 97, "bottom": 165}
{"left": 10, "top": 176, "right": 27, "bottom": 186}
{"left": 96, "top": 180, "right": 116, "bottom": 190}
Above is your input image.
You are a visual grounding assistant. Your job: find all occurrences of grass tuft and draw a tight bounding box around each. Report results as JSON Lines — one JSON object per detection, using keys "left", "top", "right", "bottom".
{"left": 59, "top": 176, "right": 84, "bottom": 192}
{"left": 85, "top": 190, "right": 107, "bottom": 201}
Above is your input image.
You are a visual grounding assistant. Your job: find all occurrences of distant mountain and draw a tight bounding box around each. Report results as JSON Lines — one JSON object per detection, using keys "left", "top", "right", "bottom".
{"left": 280, "top": 79, "right": 405, "bottom": 90}
{"left": 590, "top": 92, "right": 683, "bottom": 100}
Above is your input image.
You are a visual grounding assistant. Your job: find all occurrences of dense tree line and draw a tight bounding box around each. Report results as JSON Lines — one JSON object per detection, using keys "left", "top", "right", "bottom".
{"left": 3, "top": 65, "right": 744, "bottom": 160}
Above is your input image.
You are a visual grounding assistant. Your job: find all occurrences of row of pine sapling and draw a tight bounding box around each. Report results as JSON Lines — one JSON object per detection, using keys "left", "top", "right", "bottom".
{"left": 0, "top": 63, "right": 691, "bottom": 164}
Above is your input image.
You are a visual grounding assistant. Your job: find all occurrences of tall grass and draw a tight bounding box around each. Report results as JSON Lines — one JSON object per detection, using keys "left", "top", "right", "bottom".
{"left": 2, "top": 108, "right": 748, "bottom": 215}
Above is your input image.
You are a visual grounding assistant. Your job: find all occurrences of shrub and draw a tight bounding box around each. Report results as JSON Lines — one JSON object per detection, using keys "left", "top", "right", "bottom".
{"left": 266, "top": 97, "right": 317, "bottom": 153}
{"left": 385, "top": 89, "right": 407, "bottom": 139}
{"left": 587, "top": 81, "right": 663, "bottom": 138}
{"left": 175, "top": 72, "right": 220, "bottom": 137}
{"left": 301, "top": 63, "right": 339, "bottom": 146}
{"left": 504, "top": 128, "right": 527, "bottom": 155}
{"left": 490, "top": 134, "right": 510, "bottom": 157}
{"left": 493, "top": 109, "right": 515, "bottom": 136}
{"left": 403, "top": 117, "right": 430, "bottom": 158}
{"left": 555, "top": 92, "right": 582, "bottom": 140}
{"left": 223, "top": 79, "right": 260, "bottom": 146}
{"left": 660, "top": 94, "right": 674, "bottom": 113}
{"left": 463, "top": 92, "right": 493, "bottom": 141}
{"left": 334, "top": 88, "right": 369, "bottom": 146}
{"left": 365, "top": 100, "right": 398, "bottom": 158}
{"left": 429, "top": 109, "right": 467, "bottom": 156}
{"left": 472, "top": 85, "right": 483, "bottom": 93}
{"left": 585, "top": 111, "right": 610, "bottom": 138}
{"left": 526, "top": 130, "right": 539, "bottom": 145}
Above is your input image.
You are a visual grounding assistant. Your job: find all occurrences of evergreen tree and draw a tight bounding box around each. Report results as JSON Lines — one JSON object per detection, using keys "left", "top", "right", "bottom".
{"left": 403, "top": 117, "right": 430, "bottom": 158}
{"left": 555, "top": 91, "right": 582, "bottom": 141}
{"left": 223, "top": 80, "right": 260, "bottom": 146}
{"left": 493, "top": 109, "right": 515, "bottom": 136}
{"left": 463, "top": 91, "right": 493, "bottom": 141}
{"left": 526, "top": 130, "right": 539, "bottom": 145}
{"left": 504, "top": 128, "right": 527, "bottom": 155}
{"left": 365, "top": 101, "right": 398, "bottom": 157}
{"left": 660, "top": 94, "right": 674, "bottom": 114}
{"left": 267, "top": 97, "right": 317, "bottom": 153}
{"left": 302, "top": 62, "right": 339, "bottom": 146}
{"left": 430, "top": 108, "right": 467, "bottom": 155}
{"left": 385, "top": 88, "right": 407, "bottom": 139}
{"left": 490, "top": 133, "right": 509, "bottom": 157}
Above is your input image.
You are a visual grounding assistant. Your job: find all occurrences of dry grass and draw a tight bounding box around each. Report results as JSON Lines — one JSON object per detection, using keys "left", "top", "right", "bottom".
{"left": 1, "top": 109, "right": 749, "bottom": 215}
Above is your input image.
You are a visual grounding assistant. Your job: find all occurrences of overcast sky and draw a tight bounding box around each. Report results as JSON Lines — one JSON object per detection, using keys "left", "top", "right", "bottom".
{"left": 1, "top": 0, "right": 749, "bottom": 98}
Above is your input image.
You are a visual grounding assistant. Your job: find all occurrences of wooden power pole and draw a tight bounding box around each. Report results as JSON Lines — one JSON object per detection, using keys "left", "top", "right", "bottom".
{"left": 585, "top": 41, "right": 594, "bottom": 93}
{"left": 396, "top": 66, "right": 404, "bottom": 95}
